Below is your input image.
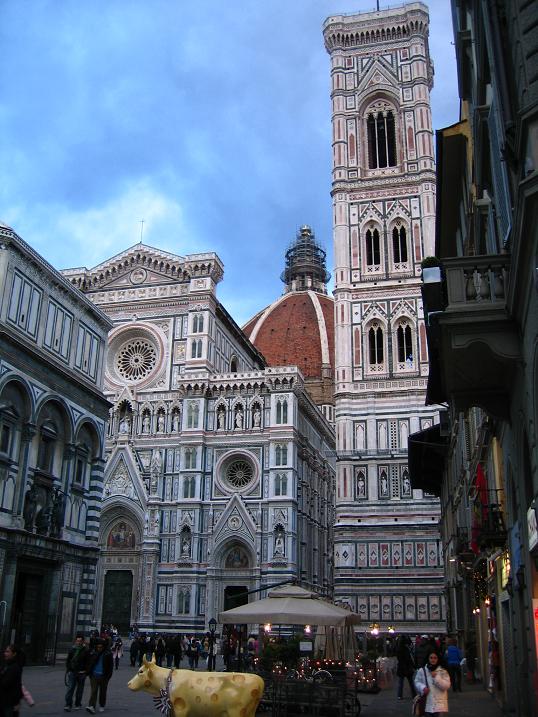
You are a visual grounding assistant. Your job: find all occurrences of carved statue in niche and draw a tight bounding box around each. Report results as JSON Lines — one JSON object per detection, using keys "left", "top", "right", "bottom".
{"left": 119, "top": 414, "right": 132, "bottom": 435}
{"left": 357, "top": 472, "right": 366, "bottom": 498}
{"left": 181, "top": 532, "right": 191, "bottom": 557}
{"left": 380, "top": 474, "right": 388, "bottom": 496}
{"left": 142, "top": 413, "right": 151, "bottom": 434}
{"left": 50, "top": 488, "right": 66, "bottom": 538}
{"left": 172, "top": 411, "right": 180, "bottom": 433}
{"left": 217, "top": 407, "right": 225, "bottom": 430}
{"left": 35, "top": 497, "right": 53, "bottom": 535}
{"left": 252, "top": 406, "right": 261, "bottom": 428}
{"left": 23, "top": 484, "right": 37, "bottom": 530}
{"left": 402, "top": 474, "right": 411, "bottom": 496}
{"left": 274, "top": 532, "right": 285, "bottom": 556}
{"left": 157, "top": 413, "right": 165, "bottom": 433}
{"left": 150, "top": 449, "right": 162, "bottom": 492}
{"left": 235, "top": 408, "right": 243, "bottom": 429}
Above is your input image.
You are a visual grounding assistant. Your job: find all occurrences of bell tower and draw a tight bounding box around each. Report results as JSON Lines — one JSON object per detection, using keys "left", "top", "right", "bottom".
{"left": 323, "top": 3, "right": 444, "bottom": 633}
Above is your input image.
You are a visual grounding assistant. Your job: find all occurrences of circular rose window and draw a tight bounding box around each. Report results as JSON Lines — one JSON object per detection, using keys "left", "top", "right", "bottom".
{"left": 226, "top": 460, "right": 254, "bottom": 489}
{"left": 115, "top": 339, "right": 157, "bottom": 381}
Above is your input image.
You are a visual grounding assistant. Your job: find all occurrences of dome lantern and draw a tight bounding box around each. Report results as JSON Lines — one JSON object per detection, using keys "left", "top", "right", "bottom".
{"left": 280, "top": 225, "right": 331, "bottom": 294}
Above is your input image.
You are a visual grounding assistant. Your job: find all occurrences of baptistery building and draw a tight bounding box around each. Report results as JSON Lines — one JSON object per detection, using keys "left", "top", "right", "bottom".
{"left": 64, "top": 243, "right": 335, "bottom": 634}
{"left": 0, "top": 223, "right": 112, "bottom": 662}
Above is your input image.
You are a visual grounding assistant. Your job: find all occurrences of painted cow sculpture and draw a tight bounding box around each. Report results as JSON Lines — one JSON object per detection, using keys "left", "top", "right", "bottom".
{"left": 127, "top": 656, "right": 264, "bottom": 717}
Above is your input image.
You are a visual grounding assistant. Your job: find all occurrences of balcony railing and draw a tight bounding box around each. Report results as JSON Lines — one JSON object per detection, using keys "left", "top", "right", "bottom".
{"left": 471, "top": 488, "right": 507, "bottom": 551}
{"left": 443, "top": 255, "right": 508, "bottom": 309}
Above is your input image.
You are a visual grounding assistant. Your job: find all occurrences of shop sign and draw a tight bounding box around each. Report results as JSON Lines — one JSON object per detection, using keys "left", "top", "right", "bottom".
{"left": 528, "top": 506, "right": 538, "bottom": 551}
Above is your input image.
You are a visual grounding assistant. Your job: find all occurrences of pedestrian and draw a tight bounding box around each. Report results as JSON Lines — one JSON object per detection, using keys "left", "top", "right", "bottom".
{"left": 414, "top": 651, "right": 451, "bottom": 715}
{"left": 395, "top": 635, "right": 416, "bottom": 700}
{"left": 465, "top": 639, "right": 477, "bottom": 683}
{"left": 444, "top": 637, "right": 463, "bottom": 692}
{"left": 65, "top": 633, "right": 89, "bottom": 711}
{"left": 129, "top": 637, "right": 139, "bottom": 668}
{"left": 155, "top": 635, "right": 166, "bottom": 667}
{"left": 111, "top": 638, "right": 123, "bottom": 671}
{"left": 187, "top": 638, "right": 195, "bottom": 670}
{"left": 192, "top": 638, "right": 200, "bottom": 668}
{"left": 0, "top": 644, "right": 23, "bottom": 717}
{"left": 415, "top": 634, "right": 437, "bottom": 668}
{"left": 86, "top": 639, "right": 113, "bottom": 714}
{"left": 171, "top": 635, "right": 182, "bottom": 669}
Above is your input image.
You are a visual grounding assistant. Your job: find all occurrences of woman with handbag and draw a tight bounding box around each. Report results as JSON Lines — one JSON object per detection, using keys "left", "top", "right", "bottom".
{"left": 414, "top": 651, "right": 451, "bottom": 715}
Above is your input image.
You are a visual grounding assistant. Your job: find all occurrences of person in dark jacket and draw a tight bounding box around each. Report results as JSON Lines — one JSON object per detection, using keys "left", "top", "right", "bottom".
{"left": 445, "top": 637, "right": 463, "bottom": 692}
{"left": 155, "top": 635, "right": 166, "bottom": 667}
{"left": 65, "top": 633, "right": 89, "bottom": 711}
{"left": 415, "top": 635, "right": 438, "bottom": 668}
{"left": 129, "top": 637, "right": 139, "bottom": 667}
{"left": 396, "top": 635, "right": 416, "bottom": 699}
{"left": 0, "top": 644, "right": 23, "bottom": 717}
{"left": 85, "top": 640, "right": 113, "bottom": 714}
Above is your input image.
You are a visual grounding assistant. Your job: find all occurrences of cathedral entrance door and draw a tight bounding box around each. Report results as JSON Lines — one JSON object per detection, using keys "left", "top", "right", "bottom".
{"left": 102, "top": 570, "right": 133, "bottom": 633}
{"left": 224, "top": 585, "right": 247, "bottom": 611}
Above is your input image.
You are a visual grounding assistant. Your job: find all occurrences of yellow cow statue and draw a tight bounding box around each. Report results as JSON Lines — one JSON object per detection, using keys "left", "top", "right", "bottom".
{"left": 127, "top": 655, "right": 264, "bottom": 717}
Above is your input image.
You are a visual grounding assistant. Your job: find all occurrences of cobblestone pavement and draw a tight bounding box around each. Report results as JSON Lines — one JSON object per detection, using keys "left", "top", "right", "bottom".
{"left": 22, "top": 659, "right": 505, "bottom": 717}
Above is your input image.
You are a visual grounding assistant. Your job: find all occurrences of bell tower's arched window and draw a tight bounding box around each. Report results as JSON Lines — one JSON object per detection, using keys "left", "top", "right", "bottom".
{"left": 368, "top": 325, "right": 384, "bottom": 364}
{"left": 392, "top": 225, "right": 408, "bottom": 263}
{"left": 367, "top": 109, "right": 396, "bottom": 169}
{"left": 365, "top": 228, "right": 380, "bottom": 266}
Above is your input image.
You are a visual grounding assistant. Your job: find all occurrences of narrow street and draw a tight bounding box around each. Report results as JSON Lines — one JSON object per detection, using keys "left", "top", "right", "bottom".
{"left": 22, "top": 659, "right": 504, "bottom": 717}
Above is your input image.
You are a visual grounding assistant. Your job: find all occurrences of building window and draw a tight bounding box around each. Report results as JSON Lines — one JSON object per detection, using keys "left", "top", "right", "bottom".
{"left": 1, "top": 423, "right": 12, "bottom": 455}
{"left": 368, "top": 325, "right": 384, "bottom": 364}
{"left": 183, "top": 476, "right": 196, "bottom": 499}
{"left": 226, "top": 459, "right": 254, "bottom": 489}
{"left": 184, "top": 447, "right": 197, "bottom": 470}
{"left": 37, "top": 422, "right": 57, "bottom": 474}
{"left": 367, "top": 110, "right": 396, "bottom": 169}
{"left": 397, "top": 324, "right": 413, "bottom": 364}
{"left": 275, "top": 444, "right": 288, "bottom": 466}
{"left": 177, "top": 590, "right": 191, "bottom": 614}
{"left": 44, "top": 300, "right": 73, "bottom": 360}
{"left": 192, "top": 314, "right": 204, "bottom": 333}
{"left": 191, "top": 339, "right": 203, "bottom": 359}
{"left": 392, "top": 225, "right": 408, "bottom": 263}
{"left": 230, "top": 356, "right": 238, "bottom": 372}
{"left": 276, "top": 399, "right": 288, "bottom": 424}
{"left": 186, "top": 402, "right": 199, "bottom": 429}
{"left": 365, "top": 228, "right": 381, "bottom": 266}
{"left": 7, "top": 271, "right": 42, "bottom": 339}
{"left": 76, "top": 324, "right": 101, "bottom": 380}
{"left": 275, "top": 473, "right": 288, "bottom": 496}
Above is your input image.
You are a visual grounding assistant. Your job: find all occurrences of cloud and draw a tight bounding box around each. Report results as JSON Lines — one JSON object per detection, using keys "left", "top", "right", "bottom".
{"left": 2, "top": 179, "right": 202, "bottom": 270}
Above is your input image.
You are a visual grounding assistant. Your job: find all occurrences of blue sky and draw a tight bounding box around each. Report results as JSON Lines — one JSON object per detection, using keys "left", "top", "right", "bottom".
{"left": 0, "top": 0, "right": 458, "bottom": 326}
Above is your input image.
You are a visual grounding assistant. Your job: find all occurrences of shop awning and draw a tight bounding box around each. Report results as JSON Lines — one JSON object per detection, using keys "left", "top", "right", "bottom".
{"left": 408, "top": 424, "right": 448, "bottom": 497}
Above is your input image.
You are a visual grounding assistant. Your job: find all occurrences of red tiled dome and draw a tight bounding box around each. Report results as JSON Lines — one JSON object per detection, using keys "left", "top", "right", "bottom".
{"left": 243, "top": 290, "right": 335, "bottom": 380}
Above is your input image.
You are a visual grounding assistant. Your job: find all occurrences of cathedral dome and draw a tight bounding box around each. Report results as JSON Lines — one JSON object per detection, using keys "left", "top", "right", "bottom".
{"left": 243, "top": 226, "right": 335, "bottom": 411}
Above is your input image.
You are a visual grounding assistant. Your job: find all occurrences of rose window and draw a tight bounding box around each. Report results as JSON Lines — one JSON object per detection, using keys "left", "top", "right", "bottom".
{"left": 116, "top": 339, "right": 157, "bottom": 381}
{"left": 226, "top": 460, "right": 254, "bottom": 489}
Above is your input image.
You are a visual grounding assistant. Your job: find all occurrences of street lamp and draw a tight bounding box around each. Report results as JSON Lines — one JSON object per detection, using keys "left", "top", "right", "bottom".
{"left": 208, "top": 618, "right": 217, "bottom": 671}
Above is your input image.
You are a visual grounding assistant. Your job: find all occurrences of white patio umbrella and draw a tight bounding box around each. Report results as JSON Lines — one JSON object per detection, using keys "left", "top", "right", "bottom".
{"left": 218, "top": 585, "right": 360, "bottom": 627}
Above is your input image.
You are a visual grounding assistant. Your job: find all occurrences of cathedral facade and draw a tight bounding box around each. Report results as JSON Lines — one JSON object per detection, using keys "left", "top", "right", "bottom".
{"left": 65, "top": 244, "right": 335, "bottom": 634}
{"left": 323, "top": 3, "right": 445, "bottom": 633}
